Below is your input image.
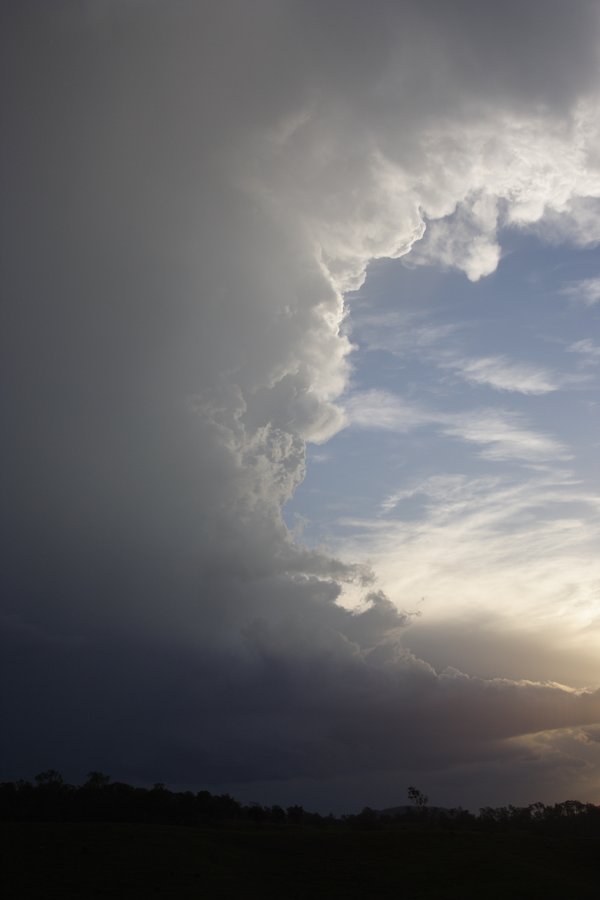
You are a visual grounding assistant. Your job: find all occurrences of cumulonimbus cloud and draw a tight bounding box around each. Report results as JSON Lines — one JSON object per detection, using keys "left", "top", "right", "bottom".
{"left": 2, "top": 0, "right": 600, "bottom": 807}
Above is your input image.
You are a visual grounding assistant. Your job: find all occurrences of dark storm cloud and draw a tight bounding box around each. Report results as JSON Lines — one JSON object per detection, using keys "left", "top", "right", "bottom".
{"left": 2, "top": 0, "right": 600, "bottom": 806}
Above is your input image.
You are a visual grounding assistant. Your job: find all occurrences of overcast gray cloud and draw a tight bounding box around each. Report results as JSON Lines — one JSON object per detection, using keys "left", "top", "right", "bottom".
{"left": 2, "top": 0, "right": 600, "bottom": 810}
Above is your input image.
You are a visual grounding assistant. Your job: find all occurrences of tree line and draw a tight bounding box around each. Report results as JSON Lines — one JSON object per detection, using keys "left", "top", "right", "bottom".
{"left": 2, "top": 771, "right": 600, "bottom": 835}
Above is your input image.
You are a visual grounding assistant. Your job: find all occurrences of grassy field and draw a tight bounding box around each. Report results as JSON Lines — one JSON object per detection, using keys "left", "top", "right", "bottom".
{"left": 2, "top": 821, "right": 600, "bottom": 898}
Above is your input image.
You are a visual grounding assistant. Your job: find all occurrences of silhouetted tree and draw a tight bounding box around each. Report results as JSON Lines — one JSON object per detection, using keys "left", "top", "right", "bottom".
{"left": 84, "top": 771, "right": 111, "bottom": 789}
{"left": 407, "top": 785, "right": 428, "bottom": 810}
{"left": 3, "top": 771, "right": 600, "bottom": 835}
{"left": 270, "top": 805, "right": 286, "bottom": 824}
{"left": 287, "top": 804, "right": 305, "bottom": 824}
{"left": 34, "top": 770, "right": 63, "bottom": 788}
{"left": 356, "top": 806, "right": 379, "bottom": 828}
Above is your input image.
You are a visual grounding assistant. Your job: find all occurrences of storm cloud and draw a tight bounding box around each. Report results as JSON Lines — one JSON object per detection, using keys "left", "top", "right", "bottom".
{"left": 2, "top": 0, "right": 600, "bottom": 810}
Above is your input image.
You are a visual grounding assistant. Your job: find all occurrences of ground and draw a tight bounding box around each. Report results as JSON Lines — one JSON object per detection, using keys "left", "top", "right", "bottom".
{"left": 3, "top": 821, "right": 600, "bottom": 898}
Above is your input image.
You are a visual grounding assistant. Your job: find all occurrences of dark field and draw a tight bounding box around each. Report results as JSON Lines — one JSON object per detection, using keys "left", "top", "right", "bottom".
{"left": 2, "top": 822, "right": 600, "bottom": 899}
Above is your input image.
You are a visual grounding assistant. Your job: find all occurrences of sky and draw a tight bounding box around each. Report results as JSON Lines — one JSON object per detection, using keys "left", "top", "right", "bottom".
{"left": 1, "top": 0, "right": 600, "bottom": 813}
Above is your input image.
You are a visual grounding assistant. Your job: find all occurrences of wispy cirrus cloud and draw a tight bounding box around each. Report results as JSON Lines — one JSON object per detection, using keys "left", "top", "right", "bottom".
{"left": 336, "top": 469, "right": 600, "bottom": 687}
{"left": 345, "top": 389, "right": 570, "bottom": 463}
{"left": 560, "top": 276, "right": 600, "bottom": 307}
{"left": 344, "top": 389, "right": 432, "bottom": 432}
{"left": 350, "top": 310, "right": 575, "bottom": 397}
{"left": 568, "top": 338, "right": 600, "bottom": 365}
{"left": 441, "top": 354, "right": 560, "bottom": 395}
{"left": 348, "top": 309, "right": 462, "bottom": 356}
{"left": 442, "top": 409, "right": 571, "bottom": 463}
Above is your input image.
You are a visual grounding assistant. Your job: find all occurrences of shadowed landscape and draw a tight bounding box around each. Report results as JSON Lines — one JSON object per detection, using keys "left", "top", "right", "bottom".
{"left": 3, "top": 5, "right": 600, "bottom": 892}
{"left": 3, "top": 775, "right": 600, "bottom": 898}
